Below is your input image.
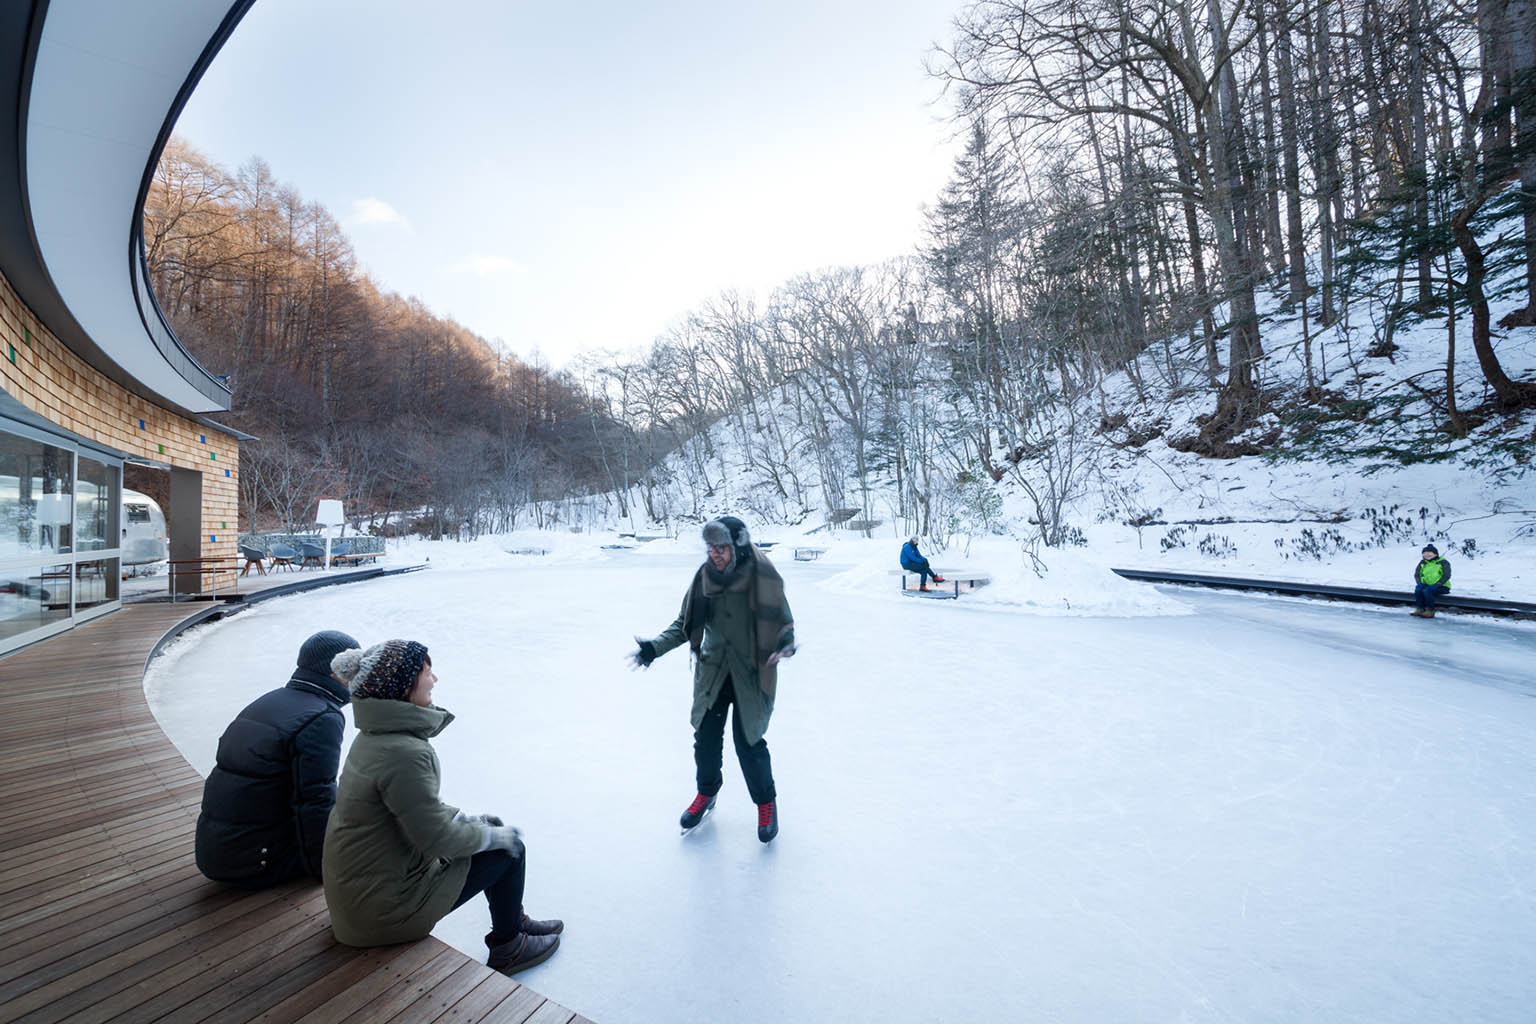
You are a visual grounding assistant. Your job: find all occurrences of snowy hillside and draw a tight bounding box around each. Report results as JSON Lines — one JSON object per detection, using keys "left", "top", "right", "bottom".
{"left": 623, "top": 253, "right": 1536, "bottom": 607}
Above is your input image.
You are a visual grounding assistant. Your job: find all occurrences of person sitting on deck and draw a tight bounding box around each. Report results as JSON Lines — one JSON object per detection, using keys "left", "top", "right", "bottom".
{"left": 323, "top": 640, "right": 563, "bottom": 976}
{"left": 899, "top": 536, "right": 944, "bottom": 591}
{"left": 1411, "top": 544, "right": 1452, "bottom": 618}
{"left": 195, "top": 630, "right": 361, "bottom": 888}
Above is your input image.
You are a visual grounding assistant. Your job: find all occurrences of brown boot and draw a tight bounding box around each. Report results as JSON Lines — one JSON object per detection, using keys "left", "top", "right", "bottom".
{"left": 521, "top": 913, "right": 563, "bottom": 936}
{"left": 486, "top": 932, "right": 560, "bottom": 975}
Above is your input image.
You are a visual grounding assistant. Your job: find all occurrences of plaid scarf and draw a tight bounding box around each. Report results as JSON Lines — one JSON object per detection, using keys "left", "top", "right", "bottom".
{"left": 681, "top": 547, "right": 794, "bottom": 698}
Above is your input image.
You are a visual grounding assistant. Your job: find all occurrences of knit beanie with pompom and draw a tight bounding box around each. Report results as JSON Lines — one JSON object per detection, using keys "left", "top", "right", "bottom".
{"left": 331, "top": 639, "right": 430, "bottom": 701}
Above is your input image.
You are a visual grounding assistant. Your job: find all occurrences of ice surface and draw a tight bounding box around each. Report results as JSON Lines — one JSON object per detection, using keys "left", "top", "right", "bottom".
{"left": 145, "top": 542, "right": 1536, "bottom": 1023}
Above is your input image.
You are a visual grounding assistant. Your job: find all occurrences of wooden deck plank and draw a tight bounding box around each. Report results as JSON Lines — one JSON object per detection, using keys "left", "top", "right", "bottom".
{"left": 477, "top": 984, "right": 551, "bottom": 1024}
{"left": 0, "top": 882, "right": 291, "bottom": 1012}
{"left": 382, "top": 961, "right": 490, "bottom": 1024}
{"left": 248, "top": 946, "right": 404, "bottom": 1024}
{"left": 288, "top": 945, "right": 454, "bottom": 1024}
{"left": 426, "top": 973, "right": 525, "bottom": 1024}
{"left": 198, "top": 936, "right": 361, "bottom": 1024}
{"left": 104, "top": 900, "right": 335, "bottom": 1024}
{"left": 0, "top": 865, "right": 229, "bottom": 970}
{"left": 523, "top": 1001, "right": 577, "bottom": 1024}
{"left": 0, "top": 600, "right": 590, "bottom": 1024}
{"left": 46, "top": 889, "right": 332, "bottom": 1024}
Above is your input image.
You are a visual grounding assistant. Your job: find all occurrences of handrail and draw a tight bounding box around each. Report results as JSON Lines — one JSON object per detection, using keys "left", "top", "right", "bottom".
{"left": 166, "top": 555, "right": 241, "bottom": 603}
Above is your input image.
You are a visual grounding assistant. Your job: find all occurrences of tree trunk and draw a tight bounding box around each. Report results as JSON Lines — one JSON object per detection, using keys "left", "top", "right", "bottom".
{"left": 1274, "top": 0, "right": 1311, "bottom": 304}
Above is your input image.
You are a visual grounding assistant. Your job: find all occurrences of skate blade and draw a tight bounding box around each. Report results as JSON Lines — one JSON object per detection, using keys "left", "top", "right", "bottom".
{"left": 679, "top": 809, "right": 714, "bottom": 837}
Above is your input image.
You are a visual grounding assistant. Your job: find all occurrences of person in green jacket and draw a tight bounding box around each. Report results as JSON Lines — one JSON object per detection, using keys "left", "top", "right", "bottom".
{"left": 1411, "top": 543, "right": 1453, "bottom": 618}
{"left": 323, "top": 639, "right": 563, "bottom": 975}
{"left": 631, "top": 516, "right": 796, "bottom": 843}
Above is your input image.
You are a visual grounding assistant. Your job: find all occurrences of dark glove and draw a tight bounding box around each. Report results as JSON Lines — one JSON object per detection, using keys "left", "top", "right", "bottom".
{"left": 630, "top": 638, "right": 657, "bottom": 669}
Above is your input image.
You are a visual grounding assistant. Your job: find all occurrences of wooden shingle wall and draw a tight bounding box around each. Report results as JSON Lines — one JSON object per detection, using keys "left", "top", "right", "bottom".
{"left": 0, "top": 269, "right": 240, "bottom": 580}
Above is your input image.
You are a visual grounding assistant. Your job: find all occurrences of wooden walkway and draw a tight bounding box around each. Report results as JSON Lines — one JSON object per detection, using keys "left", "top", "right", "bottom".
{"left": 0, "top": 602, "right": 588, "bottom": 1024}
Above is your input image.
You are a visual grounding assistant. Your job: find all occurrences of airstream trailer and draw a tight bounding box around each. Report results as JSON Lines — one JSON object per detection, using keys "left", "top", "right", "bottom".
{"left": 121, "top": 489, "right": 168, "bottom": 569}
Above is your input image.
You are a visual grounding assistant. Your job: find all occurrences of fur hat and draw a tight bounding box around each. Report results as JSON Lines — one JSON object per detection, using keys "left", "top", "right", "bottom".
{"left": 702, "top": 515, "right": 750, "bottom": 551}
{"left": 1422, "top": 544, "right": 1439, "bottom": 556}
{"left": 332, "top": 639, "right": 430, "bottom": 701}
{"left": 296, "top": 630, "right": 360, "bottom": 675}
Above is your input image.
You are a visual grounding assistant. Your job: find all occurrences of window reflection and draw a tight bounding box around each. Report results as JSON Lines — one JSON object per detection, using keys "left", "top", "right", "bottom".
{"left": 75, "top": 558, "right": 119, "bottom": 611}
{"left": 0, "top": 432, "right": 73, "bottom": 559}
{"left": 0, "top": 562, "right": 70, "bottom": 641}
{"left": 0, "top": 423, "right": 124, "bottom": 650}
{"left": 76, "top": 456, "right": 117, "bottom": 552}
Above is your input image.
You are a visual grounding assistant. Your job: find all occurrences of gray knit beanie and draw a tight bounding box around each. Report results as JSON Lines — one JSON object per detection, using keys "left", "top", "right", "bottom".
{"left": 332, "top": 639, "right": 430, "bottom": 701}
{"left": 297, "top": 630, "right": 360, "bottom": 674}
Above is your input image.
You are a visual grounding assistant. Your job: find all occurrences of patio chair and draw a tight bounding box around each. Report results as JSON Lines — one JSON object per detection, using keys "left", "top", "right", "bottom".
{"left": 299, "top": 541, "right": 327, "bottom": 569}
{"left": 268, "top": 543, "right": 298, "bottom": 572}
{"left": 239, "top": 545, "right": 267, "bottom": 576}
{"left": 328, "top": 539, "right": 353, "bottom": 567}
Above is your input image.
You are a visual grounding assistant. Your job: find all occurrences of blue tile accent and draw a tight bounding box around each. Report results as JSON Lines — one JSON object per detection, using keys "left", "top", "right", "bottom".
{"left": 138, "top": 419, "right": 145, "bottom": 429}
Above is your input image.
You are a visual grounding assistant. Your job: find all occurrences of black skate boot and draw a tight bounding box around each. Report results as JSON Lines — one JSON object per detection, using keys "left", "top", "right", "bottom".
{"left": 757, "top": 799, "right": 778, "bottom": 843}
{"left": 680, "top": 793, "right": 716, "bottom": 832}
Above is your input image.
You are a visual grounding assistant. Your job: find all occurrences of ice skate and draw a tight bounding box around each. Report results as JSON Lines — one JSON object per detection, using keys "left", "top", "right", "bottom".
{"left": 680, "top": 793, "right": 716, "bottom": 834}
{"left": 757, "top": 799, "right": 778, "bottom": 843}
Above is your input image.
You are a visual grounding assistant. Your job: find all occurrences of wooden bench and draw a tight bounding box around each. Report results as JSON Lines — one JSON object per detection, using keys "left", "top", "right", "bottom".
{"left": 329, "top": 550, "right": 383, "bottom": 567}
{"left": 891, "top": 569, "right": 991, "bottom": 599}
{"left": 793, "top": 547, "right": 826, "bottom": 561}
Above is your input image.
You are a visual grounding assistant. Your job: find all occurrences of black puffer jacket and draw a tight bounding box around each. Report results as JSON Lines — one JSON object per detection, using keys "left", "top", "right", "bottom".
{"left": 195, "top": 668, "right": 349, "bottom": 887}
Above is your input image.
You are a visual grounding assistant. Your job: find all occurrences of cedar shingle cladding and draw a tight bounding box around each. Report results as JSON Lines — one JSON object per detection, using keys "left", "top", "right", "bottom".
{"left": 0, "top": 268, "right": 240, "bottom": 582}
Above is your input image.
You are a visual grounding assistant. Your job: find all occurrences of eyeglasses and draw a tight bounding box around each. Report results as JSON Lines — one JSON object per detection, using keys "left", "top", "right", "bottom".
{"left": 706, "top": 544, "right": 731, "bottom": 555}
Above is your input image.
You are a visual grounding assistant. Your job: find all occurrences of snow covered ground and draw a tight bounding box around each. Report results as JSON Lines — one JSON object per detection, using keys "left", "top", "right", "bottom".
{"left": 145, "top": 534, "right": 1536, "bottom": 1023}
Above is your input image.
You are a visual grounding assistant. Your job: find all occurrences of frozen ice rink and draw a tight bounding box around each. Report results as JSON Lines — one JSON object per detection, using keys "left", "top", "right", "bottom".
{"left": 147, "top": 547, "right": 1536, "bottom": 1023}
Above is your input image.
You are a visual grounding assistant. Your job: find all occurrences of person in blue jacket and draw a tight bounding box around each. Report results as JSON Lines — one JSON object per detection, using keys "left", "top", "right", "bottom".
{"left": 1411, "top": 544, "right": 1452, "bottom": 618}
{"left": 899, "top": 536, "right": 944, "bottom": 591}
{"left": 195, "top": 629, "right": 360, "bottom": 887}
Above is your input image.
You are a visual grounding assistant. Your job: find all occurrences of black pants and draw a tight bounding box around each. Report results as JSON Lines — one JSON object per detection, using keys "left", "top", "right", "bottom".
{"left": 904, "top": 559, "right": 936, "bottom": 585}
{"left": 695, "top": 676, "right": 776, "bottom": 805}
{"left": 451, "top": 848, "right": 525, "bottom": 944}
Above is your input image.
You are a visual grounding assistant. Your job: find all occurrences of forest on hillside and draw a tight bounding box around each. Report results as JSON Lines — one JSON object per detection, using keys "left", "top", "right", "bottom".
{"left": 144, "top": 141, "right": 624, "bottom": 535}
{"left": 145, "top": 0, "right": 1536, "bottom": 542}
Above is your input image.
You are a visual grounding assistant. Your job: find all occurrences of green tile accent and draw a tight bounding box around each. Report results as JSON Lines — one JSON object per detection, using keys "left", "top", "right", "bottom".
{"left": 210, "top": 452, "right": 216, "bottom": 460}
{"left": 221, "top": 522, "right": 227, "bottom": 529}
{"left": 158, "top": 444, "right": 165, "bottom": 454}
{"left": 23, "top": 327, "right": 31, "bottom": 346}
{"left": 6, "top": 344, "right": 13, "bottom": 364}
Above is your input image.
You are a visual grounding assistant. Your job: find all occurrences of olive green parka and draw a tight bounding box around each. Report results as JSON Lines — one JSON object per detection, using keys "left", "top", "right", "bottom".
{"left": 322, "top": 698, "right": 482, "bottom": 947}
{"left": 646, "top": 547, "right": 794, "bottom": 746}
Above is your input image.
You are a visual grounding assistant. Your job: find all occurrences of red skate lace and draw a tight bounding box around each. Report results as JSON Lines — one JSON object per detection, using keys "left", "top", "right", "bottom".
{"left": 758, "top": 802, "right": 775, "bottom": 826}
{"left": 687, "top": 794, "right": 711, "bottom": 815}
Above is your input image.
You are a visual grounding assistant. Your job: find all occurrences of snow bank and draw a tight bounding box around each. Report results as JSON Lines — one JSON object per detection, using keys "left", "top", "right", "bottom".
{"left": 815, "top": 535, "right": 1191, "bottom": 617}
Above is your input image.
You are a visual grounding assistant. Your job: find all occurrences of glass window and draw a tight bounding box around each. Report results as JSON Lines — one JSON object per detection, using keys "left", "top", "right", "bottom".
{"left": 75, "top": 558, "right": 119, "bottom": 611}
{"left": 0, "top": 432, "right": 72, "bottom": 558}
{"left": 76, "top": 455, "right": 118, "bottom": 553}
{"left": 0, "top": 562, "right": 70, "bottom": 641}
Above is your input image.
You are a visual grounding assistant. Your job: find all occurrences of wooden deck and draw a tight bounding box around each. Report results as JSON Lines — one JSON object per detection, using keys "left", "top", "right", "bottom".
{"left": 0, "top": 602, "right": 589, "bottom": 1024}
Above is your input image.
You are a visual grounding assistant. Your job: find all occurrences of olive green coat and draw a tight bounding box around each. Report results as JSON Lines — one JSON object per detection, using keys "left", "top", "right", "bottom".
{"left": 648, "top": 554, "right": 794, "bottom": 746}
{"left": 322, "top": 699, "right": 482, "bottom": 947}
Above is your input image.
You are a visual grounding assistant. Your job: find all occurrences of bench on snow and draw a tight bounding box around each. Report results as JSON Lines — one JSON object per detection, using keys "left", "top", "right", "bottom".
{"left": 890, "top": 569, "right": 991, "bottom": 599}
{"left": 794, "top": 547, "right": 827, "bottom": 561}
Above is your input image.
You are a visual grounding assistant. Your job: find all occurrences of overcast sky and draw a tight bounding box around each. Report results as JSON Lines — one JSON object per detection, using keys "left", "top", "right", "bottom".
{"left": 173, "top": 0, "right": 968, "bottom": 368}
